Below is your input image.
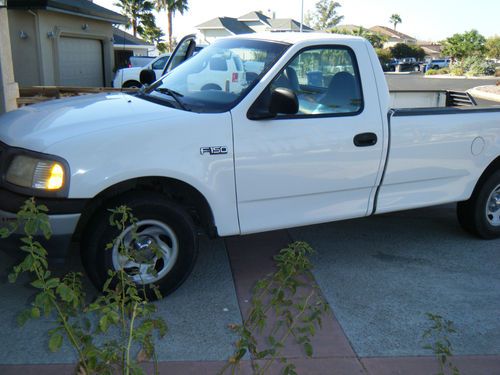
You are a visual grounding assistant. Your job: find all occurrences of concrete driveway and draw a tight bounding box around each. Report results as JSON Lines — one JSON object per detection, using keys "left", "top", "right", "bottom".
{"left": 1, "top": 203, "right": 500, "bottom": 374}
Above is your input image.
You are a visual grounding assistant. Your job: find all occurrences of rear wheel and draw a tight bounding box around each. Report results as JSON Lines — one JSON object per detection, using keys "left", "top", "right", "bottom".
{"left": 81, "top": 192, "right": 198, "bottom": 299}
{"left": 457, "top": 171, "right": 500, "bottom": 239}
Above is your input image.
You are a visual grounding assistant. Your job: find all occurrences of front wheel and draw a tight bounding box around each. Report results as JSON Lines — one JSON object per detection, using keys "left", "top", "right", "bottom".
{"left": 81, "top": 192, "right": 198, "bottom": 299}
{"left": 457, "top": 171, "right": 500, "bottom": 239}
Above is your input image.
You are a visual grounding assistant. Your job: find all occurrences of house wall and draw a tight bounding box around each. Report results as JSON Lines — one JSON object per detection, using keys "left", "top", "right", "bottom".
{"left": 199, "top": 29, "right": 232, "bottom": 44}
{"left": 242, "top": 21, "right": 268, "bottom": 33}
{"left": 383, "top": 38, "right": 417, "bottom": 49}
{"left": 8, "top": 9, "right": 115, "bottom": 87}
{"left": 7, "top": 10, "right": 41, "bottom": 86}
{"left": 0, "top": 8, "right": 19, "bottom": 114}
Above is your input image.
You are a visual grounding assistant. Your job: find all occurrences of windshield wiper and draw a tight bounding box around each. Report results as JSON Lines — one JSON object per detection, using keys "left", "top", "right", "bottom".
{"left": 154, "top": 87, "right": 190, "bottom": 111}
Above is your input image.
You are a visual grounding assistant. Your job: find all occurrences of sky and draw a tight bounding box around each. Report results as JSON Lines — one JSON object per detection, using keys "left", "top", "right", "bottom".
{"left": 95, "top": 0, "right": 500, "bottom": 42}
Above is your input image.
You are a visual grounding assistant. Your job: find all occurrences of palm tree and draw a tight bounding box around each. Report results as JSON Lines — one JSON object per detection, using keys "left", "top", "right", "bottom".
{"left": 155, "top": 0, "right": 189, "bottom": 51}
{"left": 115, "top": 0, "right": 154, "bottom": 37}
{"left": 389, "top": 14, "right": 402, "bottom": 30}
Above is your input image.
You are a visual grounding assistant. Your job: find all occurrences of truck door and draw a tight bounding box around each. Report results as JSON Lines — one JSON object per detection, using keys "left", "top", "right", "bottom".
{"left": 231, "top": 43, "right": 385, "bottom": 234}
{"left": 161, "top": 34, "right": 197, "bottom": 76}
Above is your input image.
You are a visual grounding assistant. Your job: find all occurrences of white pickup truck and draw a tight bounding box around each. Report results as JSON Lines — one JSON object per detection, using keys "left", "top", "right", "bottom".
{"left": 1, "top": 33, "right": 500, "bottom": 297}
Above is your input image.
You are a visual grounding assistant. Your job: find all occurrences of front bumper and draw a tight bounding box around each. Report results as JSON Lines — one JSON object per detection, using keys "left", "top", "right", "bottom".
{"left": 0, "top": 188, "right": 88, "bottom": 258}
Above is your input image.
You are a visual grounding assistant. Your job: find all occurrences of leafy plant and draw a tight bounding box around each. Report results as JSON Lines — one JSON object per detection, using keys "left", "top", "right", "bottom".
{"left": 466, "top": 60, "right": 496, "bottom": 77}
{"left": 1, "top": 199, "right": 166, "bottom": 375}
{"left": 452, "top": 56, "right": 496, "bottom": 76}
{"left": 114, "top": 0, "right": 155, "bottom": 37}
{"left": 442, "top": 30, "right": 486, "bottom": 60}
{"left": 422, "top": 313, "right": 461, "bottom": 375}
{"left": 425, "top": 67, "right": 450, "bottom": 76}
{"left": 306, "top": 0, "right": 344, "bottom": 31}
{"left": 331, "top": 27, "right": 387, "bottom": 49}
{"left": 485, "top": 36, "right": 500, "bottom": 60}
{"left": 390, "top": 43, "right": 426, "bottom": 60}
{"left": 450, "top": 67, "right": 465, "bottom": 76}
{"left": 376, "top": 48, "right": 392, "bottom": 66}
{"left": 219, "top": 242, "right": 329, "bottom": 375}
{"left": 389, "top": 14, "right": 402, "bottom": 30}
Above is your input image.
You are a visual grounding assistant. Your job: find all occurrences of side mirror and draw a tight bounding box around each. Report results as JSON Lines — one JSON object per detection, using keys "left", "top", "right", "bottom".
{"left": 248, "top": 87, "right": 299, "bottom": 120}
{"left": 140, "top": 69, "right": 156, "bottom": 85}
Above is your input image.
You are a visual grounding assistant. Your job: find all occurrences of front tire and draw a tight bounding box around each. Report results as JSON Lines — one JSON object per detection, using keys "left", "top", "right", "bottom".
{"left": 81, "top": 192, "right": 198, "bottom": 299}
{"left": 457, "top": 171, "right": 500, "bottom": 239}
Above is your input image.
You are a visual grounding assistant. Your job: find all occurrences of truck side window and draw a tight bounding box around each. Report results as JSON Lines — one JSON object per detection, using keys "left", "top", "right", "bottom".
{"left": 271, "top": 46, "right": 363, "bottom": 116}
{"left": 152, "top": 56, "right": 168, "bottom": 70}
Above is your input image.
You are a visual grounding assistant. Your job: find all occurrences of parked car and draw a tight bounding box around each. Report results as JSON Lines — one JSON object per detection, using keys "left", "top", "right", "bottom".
{"left": 1, "top": 33, "right": 500, "bottom": 299}
{"left": 426, "top": 58, "right": 451, "bottom": 71}
{"left": 186, "top": 53, "right": 247, "bottom": 92}
{"left": 113, "top": 53, "right": 171, "bottom": 88}
{"left": 395, "top": 57, "right": 421, "bottom": 72}
{"left": 381, "top": 58, "right": 398, "bottom": 72}
{"left": 128, "top": 55, "right": 155, "bottom": 68}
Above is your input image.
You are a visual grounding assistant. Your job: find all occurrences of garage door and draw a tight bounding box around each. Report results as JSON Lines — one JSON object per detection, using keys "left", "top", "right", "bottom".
{"left": 58, "top": 37, "right": 104, "bottom": 87}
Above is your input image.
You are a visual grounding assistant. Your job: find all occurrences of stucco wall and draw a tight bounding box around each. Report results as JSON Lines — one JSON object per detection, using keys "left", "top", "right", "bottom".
{"left": 0, "top": 8, "right": 19, "bottom": 113}
{"left": 7, "top": 10, "right": 40, "bottom": 86}
{"left": 199, "top": 29, "right": 232, "bottom": 44}
{"left": 243, "top": 21, "right": 268, "bottom": 33}
{"left": 8, "top": 9, "right": 115, "bottom": 87}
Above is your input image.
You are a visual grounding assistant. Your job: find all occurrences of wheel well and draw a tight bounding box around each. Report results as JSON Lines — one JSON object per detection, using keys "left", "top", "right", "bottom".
{"left": 201, "top": 83, "right": 222, "bottom": 91}
{"left": 74, "top": 177, "right": 217, "bottom": 241}
{"left": 470, "top": 156, "right": 500, "bottom": 199}
{"left": 122, "top": 80, "right": 142, "bottom": 88}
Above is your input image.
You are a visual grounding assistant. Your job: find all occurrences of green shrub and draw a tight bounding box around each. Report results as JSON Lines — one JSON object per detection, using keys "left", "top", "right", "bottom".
{"left": 454, "top": 56, "right": 496, "bottom": 76}
{"left": 466, "top": 60, "right": 496, "bottom": 76}
{"left": 454, "top": 56, "right": 479, "bottom": 72}
{"left": 425, "top": 68, "right": 449, "bottom": 76}
{"left": 1, "top": 200, "right": 167, "bottom": 375}
{"left": 425, "top": 69, "right": 440, "bottom": 75}
{"left": 376, "top": 48, "right": 392, "bottom": 65}
{"left": 450, "top": 67, "right": 465, "bottom": 76}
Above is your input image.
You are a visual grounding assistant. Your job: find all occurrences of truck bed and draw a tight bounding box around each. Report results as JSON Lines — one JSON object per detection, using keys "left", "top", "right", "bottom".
{"left": 390, "top": 90, "right": 479, "bottom": 108}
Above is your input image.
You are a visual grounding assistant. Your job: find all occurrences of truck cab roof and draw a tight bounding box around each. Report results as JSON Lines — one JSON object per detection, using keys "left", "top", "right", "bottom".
{"left": 225, "top": 31, "right": 367, "bottom": 46}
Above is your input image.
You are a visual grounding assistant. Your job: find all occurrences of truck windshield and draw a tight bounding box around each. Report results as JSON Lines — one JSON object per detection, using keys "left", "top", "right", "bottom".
{"left": 144, "top": 39, "right": 289, "bottom": 113}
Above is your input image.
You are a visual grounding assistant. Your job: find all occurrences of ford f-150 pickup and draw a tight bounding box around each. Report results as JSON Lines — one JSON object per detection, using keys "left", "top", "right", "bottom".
{"left": 1, "top": 33, "right": 499, "bottom": 297}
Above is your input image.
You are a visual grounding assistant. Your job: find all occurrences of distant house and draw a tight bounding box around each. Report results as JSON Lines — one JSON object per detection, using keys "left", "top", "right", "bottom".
{"left": 417, "top": 42, "right": 443, "bottom": 59}
{"left": 369, "top": 26, "right": 417, "bottom": 48}
{"left": 6, "top": 0, "right": 126, "bottom": 87}
{"left": 197, "top": 10, "right": 313, "bottom": 44}
{"left": 113, "top": 27, "right": 155, "bottom": 70}
{"left": 334, "top": 24, "right": 364, "bottom": 33}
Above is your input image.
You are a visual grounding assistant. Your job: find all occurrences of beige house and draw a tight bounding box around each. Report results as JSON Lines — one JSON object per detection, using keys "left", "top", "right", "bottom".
{"left": 369, "top": 25, "right": 417, "bottom": 48}
{"left": 6, "top": 0, "right": 126, "bottom": 88}
{"left": 417, "top": 42, "right": 443, "bottom": 59}
{"left": 197, "top": 10, "right": 313, "bottom": 44}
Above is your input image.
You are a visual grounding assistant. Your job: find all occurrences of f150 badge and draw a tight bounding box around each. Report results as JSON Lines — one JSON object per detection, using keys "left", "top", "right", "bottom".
{"left": 200, "top": 146, "right": 228, "bottom": 155}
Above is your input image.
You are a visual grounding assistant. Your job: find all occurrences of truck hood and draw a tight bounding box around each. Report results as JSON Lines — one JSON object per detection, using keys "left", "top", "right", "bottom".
{"left": 0, "top": 92, "right": 186, "bottom": 152}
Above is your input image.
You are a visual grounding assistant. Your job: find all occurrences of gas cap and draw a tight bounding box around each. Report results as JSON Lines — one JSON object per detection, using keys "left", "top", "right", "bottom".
{"left": 471, "top": 137, "right": 485, "bottom": 156}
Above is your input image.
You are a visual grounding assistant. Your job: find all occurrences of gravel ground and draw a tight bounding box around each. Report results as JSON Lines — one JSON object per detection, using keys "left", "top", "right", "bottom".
{"left": 475, "top": 85, "right": 500, "bottom": 94}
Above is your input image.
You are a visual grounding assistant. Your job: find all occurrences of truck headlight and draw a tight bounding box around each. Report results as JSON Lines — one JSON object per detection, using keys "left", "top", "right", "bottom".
{"left": 6, "top": 155, "right": 66, "bottom": 190}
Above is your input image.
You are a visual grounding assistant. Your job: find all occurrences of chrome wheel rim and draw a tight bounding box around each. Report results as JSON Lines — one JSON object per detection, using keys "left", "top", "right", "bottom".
{"left": 486, "top": 184, "right": 500, "bottom": 227}
{"left": 112, "top": 220, "right": 179, "bottom": 284}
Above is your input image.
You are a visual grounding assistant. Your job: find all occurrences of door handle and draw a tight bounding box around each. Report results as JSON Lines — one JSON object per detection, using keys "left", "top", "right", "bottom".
{"left": 353, "top": 132, "right": 378, "bottom": 147}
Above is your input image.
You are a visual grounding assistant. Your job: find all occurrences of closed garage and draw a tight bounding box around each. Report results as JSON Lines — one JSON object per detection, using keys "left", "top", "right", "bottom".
{"left": 58, "top": 37, "right": 104, "bottom": 87}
